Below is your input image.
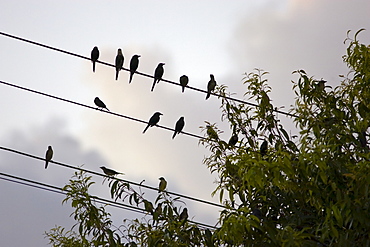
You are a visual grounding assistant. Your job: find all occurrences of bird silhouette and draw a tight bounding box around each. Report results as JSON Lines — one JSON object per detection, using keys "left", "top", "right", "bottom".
{"left": 94, "top": 97, "right": 110, "bottom": 111}
{"left": 206, "top": 74, "right": 217, "bottom": 100}
{"left": 91, "top": 46, "right": 99, "bottom": 72}
{"left": 129, "top": 55, "right": 140, "bottom": 83}
{"left": 151, "top": 63, "right": 165, "bottom": 91}
{"left": 143, "top": 112, "right": 163, "bottom": 133}
{"left": 115, "top": 48, "right": 124, "bottom": 80}
{"left": 45, "top": 146, "right": 53, "bottom": 169}
{"left": 179, "top": 75, "right": 189, "bottom": 93}
{"left": 158, "top": 177, "right": 167, "bottom": 193}
{"left": 179, "top": 208, "right": 188, "bottom": 221}
{"left": 228, "top": 134, "right": 238, "bottom": 147}
{"left": 172, "top": 117, "right": 185, "bottom": 139}
{"left": 100, "top": 166, "right": 124, "bottom": 176}
{"left": 260, "top": 140, "right": 268, "bottom": 156}
{"left": 206, "top": 125, "right": 218, "bottom": 140}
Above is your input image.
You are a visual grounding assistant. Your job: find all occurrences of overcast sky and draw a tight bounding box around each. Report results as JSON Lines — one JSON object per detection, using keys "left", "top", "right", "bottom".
{"left": 0, "top": 1, "right": 369, "bottom": 246}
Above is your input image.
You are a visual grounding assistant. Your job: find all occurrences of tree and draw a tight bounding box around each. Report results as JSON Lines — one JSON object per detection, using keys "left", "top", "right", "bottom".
{"left": 46, "top": 29, "right": 370, "bottom": 246}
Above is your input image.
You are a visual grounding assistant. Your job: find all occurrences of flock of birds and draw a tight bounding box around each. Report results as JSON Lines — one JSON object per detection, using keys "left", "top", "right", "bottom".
{"left": 41, "top": 47, "right": 274, "bottom": 221}
{"left": 91, "top": 46, "right": 217, "bottom": 139}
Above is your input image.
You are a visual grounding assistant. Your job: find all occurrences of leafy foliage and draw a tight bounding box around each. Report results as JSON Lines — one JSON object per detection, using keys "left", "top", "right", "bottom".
{"left": 46, "top": 30, "right": 370, "bottom": 246}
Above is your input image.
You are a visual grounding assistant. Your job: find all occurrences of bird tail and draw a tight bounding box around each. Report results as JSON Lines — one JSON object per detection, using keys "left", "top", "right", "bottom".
{"left": 143, "top": 125, "right": 149, "bottom": 133}
{"left": 151, "top": 80, "right": 156, "bottom": 92}
{"left": 116, "top": 70, "right": 119, "bottom": 80}
{"left": 206, "top": 92, "right": 210, "bottom": 100}
{"left": 172, "top": 131, "right": 177, "bottom": 139}
{"left": 93, "top": 62, "right": 96, "bottom": 73}
{"left": 45, "top": 161, "right": 48, "bottom": 169}
{"left": 129, "top": 72, "right": 133, "bottom": 83}
{"left": 182, "top": 87, "right": 185, "bottom": 93}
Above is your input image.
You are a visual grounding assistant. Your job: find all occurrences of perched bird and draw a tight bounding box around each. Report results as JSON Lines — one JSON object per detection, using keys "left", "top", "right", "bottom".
{"left": 252, "top": 208, "right": 262, "bottom": 220}
{"left": 91, "top": 46, "right": 99, "bottom": 72}
{"left": 100, "top": 166, "right": 124, "bottom": 176}
{"left": 45, "top": 146, "right": 53, "bottom": 169}
{"left": 115, "top": 48, "right": 124, "bottom": 80}
{"left": 143, "top": 112, "right": 163, "bottom": 133}
{"left": 206, "top": 125, "right": 218, "bottom": 140}
{"left": 158, "top": 177, "right": 167, "bottom": 193}
{"left": 172, "top": 117, "right": 185, "bottom": 139}
{"left": 129, "top": 54, "right": 141, "bottom": 83}
{"left": 143, "top": 200, "right": 154, "bottom": 213}
{"left": 94, "top": 97, "right": 110, "bottom": 111}
{"left": 206, "top": 74, "right": 217, "bottom": 100}
{"left": 179, "top": 75, "right": 189, "bottom": 93}
{"left": 179, "top": 208, "right": 188, "bottom": 221}
{"left": 228, "top": 134, "right": 238, "bottom": 147}
{"left": 260, "top": 140, "right": 268, "bottom": 156}
{"left": 151, "top": 63, "right": 165, "bottom": 91}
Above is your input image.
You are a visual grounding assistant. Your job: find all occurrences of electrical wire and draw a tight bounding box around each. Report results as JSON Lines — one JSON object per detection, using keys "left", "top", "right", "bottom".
{"left": 0, "top": 79, "right": 204, "bottom": 140}
{"left": 0, "top": 146, "right": 227, "bottom": 210}
{"left": 0, "top": 31, "right": 298, "bottom": 118}
{"left": 0, "top": 171, "right": 217, "bottom": 229}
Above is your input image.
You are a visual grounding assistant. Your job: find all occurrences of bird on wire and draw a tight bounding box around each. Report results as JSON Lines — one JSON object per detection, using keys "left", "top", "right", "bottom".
{"left": 179, "top": 75, "right": 189, "bottom": 93}
{"left": 45, "top": 146, "right": 53, "bottom": 169}
{"left": 143, "top": 112, "right": 163, "bottom": 133}
{"left": 94, "top": 97, "right": 110, "bottom": 111}
{"left": 151, "top": 63, "right": 165, "bottom": 91}
{"left": 129, "top": 54, "right": 141, "bottom": 83}
{"left": 115, "top": 48, "right": 124, "bottom": 80}
{"left": 91, "top": 46, "right": 99, "bottom": 72}
{"left": 100, "top": 166, "right": 124, "bottom": 176}
{"left": 158, "top": 177, "right": 167, "bottom": 193}
{"left": 206, "top": 74, "right": 217, "bottom": 100}
{"left": 172, "top": 117, "right": 185, "bottom": 139}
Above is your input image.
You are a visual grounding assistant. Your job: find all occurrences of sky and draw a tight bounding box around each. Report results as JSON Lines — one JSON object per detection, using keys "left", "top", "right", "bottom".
{"left": 0, "top": 0, "right": 369, "bottom": 246}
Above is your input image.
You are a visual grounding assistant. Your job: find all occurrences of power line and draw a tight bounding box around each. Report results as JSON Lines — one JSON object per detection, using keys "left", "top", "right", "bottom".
{"left": 0, "top": 79, "right": 204, "bottom": 140}
{"left": 0, "top": 31, "right": 298, "bottom": 118}
{"left": 0, "top": 172, "right": 146, "bottom": 215}
{"left": 0, "top": 171, "right": 217, "bottom": 229}
{"left": 0, "top": 145, "right": 227, "bottom": 210}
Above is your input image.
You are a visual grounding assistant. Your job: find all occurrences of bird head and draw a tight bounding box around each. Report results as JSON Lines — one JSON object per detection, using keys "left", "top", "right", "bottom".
{"left": 118, "top": 48, "right": 122, "bottom": 55}
{"left": 155, "top": 112, "right": 163, "bottom": 116}
{"left": 100, "top": 166, "right": 106, "bottom": 169}
{"left": 159, "top": 63, "right": 165, "bottom": 66}
{"left": 136, "top": 54, "right": 141, "bottom": 58}
{"left": 159, "top": 177, "right": 165, "bottom": 181}
{"left": 210, "top": 74, "right": 215, "bottom": 79}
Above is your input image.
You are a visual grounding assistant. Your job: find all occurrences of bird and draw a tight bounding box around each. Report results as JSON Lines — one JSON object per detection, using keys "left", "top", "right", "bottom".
{"left": 91, "top": 46, "right": 99, "bottom": 72}
{"left": 260, "top": 140, "right": 268, "bottom": 156}
{"left": 252, "top": 208, "right": 262, "bottom": 220}
{"left": 206, "top": 74, "right": 216, "bottom": 100}
{"left": 45, "top": 146, "right": 53, "bottom": 169}
{"left": 115, "top": 48, "right": 124, "bottom": 80}
{"left": 206, "top": 125, "right": 218, "bottom": 140}
{"left": 228, "top": 134, "right": 238, "bottom": 146}
{"left": 151, "top": 63, "right": 165, "bottom": 91}
{"left": 100, "top": 166, "right": 124, "bottom": 176}
{"left": 143, "top": 112, "right": 163, "bottom": 133}
{"left": 94, "top": 97, "right": 110, "bottom": 111}
{"left": 158, "top": 177, "right": 167, "bottom": 193}
{"left": 143, "top": 200, "right": 154, "bottom": 213}
{"left": 172, "top": 117, "right": 185, "bottom": 139}
{"left": 129, "top": 55, "right": 141, "bottom": 83}
{"left": 179, "top": 208, "right": 188, "bottom": 221}
{"left": 179, "top": 75, "right": 189, "bottom": 93}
